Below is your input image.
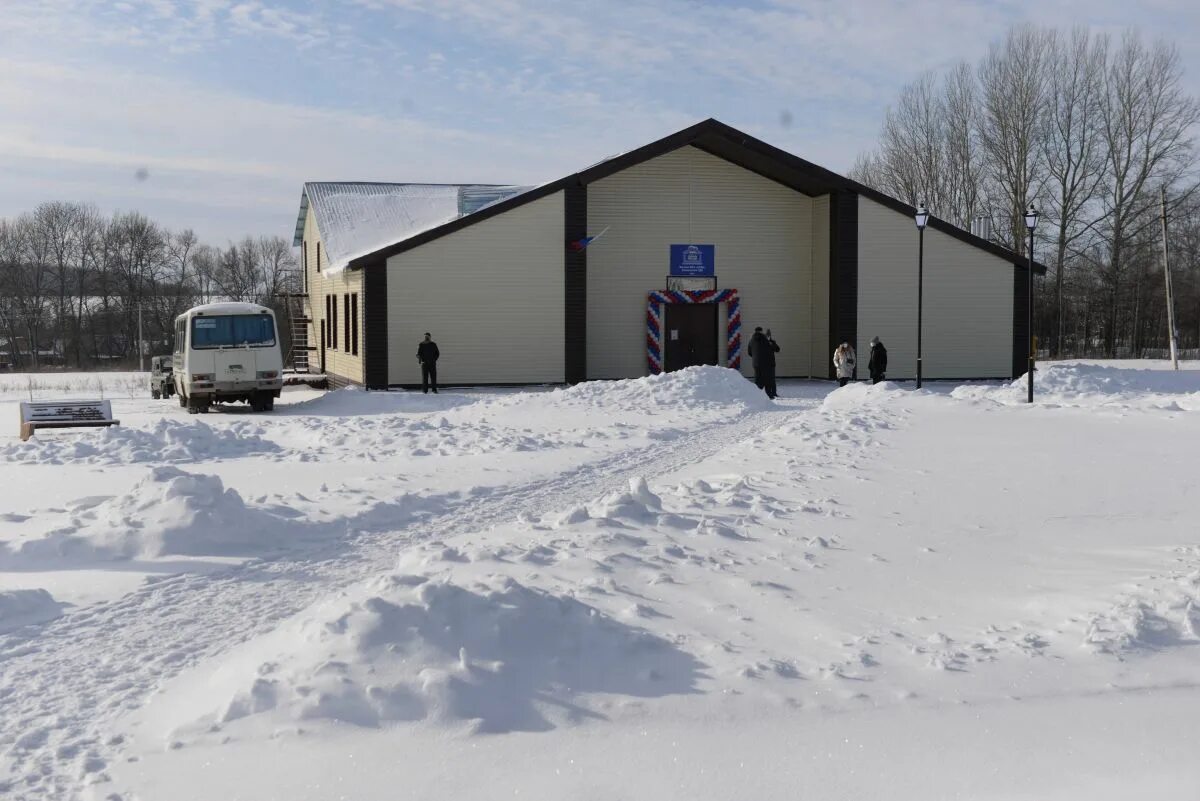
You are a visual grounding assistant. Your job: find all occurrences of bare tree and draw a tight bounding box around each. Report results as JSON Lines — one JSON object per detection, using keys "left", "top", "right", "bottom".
{"left": 883, "top": 73, "right": 949, "bottom": 209}
{"left": 942, "top": 62, "right": 985, "bottom": 229}
{"left": 1041, "top": 28, "right": 1108, "bottom": 355}
{"left": 1097, "top": 33, "right": 1199, "bottom": 354}
{"left": 977, "top": 24, "right": 1055, "bottom": 253}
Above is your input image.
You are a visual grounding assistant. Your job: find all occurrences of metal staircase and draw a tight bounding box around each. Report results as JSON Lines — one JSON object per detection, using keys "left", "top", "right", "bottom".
{"left": 277, "top": 292, "right": 315, "bottom": 374}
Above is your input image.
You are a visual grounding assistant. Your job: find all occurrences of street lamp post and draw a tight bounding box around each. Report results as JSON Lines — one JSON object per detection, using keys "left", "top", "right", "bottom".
{"left": 914, "top": 202, "right": 929, "bottom": 389}
{"left": 1024, "top": 203, "right": 1039, "bottom": 404}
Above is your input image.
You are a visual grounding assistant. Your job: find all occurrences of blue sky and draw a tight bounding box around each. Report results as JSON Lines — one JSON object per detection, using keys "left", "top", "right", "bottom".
{"left": 1, "top": 0, "right": 1197, "bottom": 244}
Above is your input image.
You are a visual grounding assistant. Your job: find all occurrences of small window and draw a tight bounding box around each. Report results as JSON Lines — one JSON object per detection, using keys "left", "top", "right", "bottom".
{"left": 316, "top": 242, "right": 321, "bottom": 273}
{"left": 343, "top": 294, "right": 351, "bottom": 356}
{"left": 302, "top": 240, "right": 308, "bottom": 293}
{"left": 330, "top": 293, "right": 338, "bottom": 350}
{"left": 350, "top": 293, "right": 359, "bottom": 356}
{"left": 325, "top": 295, "right": 332, "bottom": 350}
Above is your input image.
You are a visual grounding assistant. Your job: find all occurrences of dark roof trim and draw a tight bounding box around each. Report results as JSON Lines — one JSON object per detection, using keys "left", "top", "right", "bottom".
{"left": 345, "top": 118, "right": 1046, "bottom": 274}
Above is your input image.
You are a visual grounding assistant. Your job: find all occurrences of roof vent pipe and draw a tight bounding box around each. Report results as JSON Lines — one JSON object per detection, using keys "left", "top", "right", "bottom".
{"left": 971, "top": 215, "right": 992, "bottom": 241}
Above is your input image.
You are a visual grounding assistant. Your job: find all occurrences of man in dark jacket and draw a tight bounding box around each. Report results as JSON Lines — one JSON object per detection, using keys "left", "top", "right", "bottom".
{"left": 748, "top": 326, "right": 780, "bottom": 399}
{"left": 868, "top": 336, "right": 888, "bottom": 384}
{"left": 417, "top": 332, "right": 440, "bottom": 393}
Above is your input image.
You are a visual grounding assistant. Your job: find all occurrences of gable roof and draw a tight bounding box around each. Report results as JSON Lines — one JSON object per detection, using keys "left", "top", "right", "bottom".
{"left": 294, "top": 182, "right": 532, "bottom": 274}
{"left": 323, "top": 118, "right": 1044, "bottom": 274}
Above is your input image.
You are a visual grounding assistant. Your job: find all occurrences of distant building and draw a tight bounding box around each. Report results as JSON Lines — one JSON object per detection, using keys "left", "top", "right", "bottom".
{"left": 293, "top": 119, "right": 1043, "bottom": 389}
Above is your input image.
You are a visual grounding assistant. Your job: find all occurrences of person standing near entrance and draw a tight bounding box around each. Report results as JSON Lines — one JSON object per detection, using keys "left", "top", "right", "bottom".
{"left": 833, "top": 342, "right": 856, "bottom": 387}
{"left": 417, "top": 332, "right": 440, "bottom": 394}
{"left": 748, "top": 326, "right": 780, "bottom": 399}
{"left": 868, "top": 336, "right": 888, "bottom": 384}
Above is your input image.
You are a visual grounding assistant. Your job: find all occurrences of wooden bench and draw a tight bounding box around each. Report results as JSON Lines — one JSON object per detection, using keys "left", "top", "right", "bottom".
{"left": 19, "top": 400, "right": 120, "bottom": 441}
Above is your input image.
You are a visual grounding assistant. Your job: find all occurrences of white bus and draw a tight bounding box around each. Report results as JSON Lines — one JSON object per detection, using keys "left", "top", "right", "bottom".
{"left": 172, "top": 302, "right": 284, "bottom": 413}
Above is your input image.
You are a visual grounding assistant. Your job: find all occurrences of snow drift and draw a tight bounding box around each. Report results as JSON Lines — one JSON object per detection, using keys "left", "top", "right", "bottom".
{"left": 0, "top": 419, "right": 282, "bottom": 465}
{"left": 151, "top": 573, "right": 699, "bottom": 739}
{"left": 951, "top": 362, "right": 1200, "bottom": 410}
{"left": 556, "top": 366, "right": 774, "bottom": 413}
{"left": 0, "top": 589, "right": 63, "bottom": 634}
{"left": 1, "top": 467, "right": 290, "bottom": 563}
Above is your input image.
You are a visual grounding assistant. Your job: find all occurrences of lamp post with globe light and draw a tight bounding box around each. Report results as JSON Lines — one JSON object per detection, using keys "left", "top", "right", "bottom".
{"left": 914, "top": 202, "right": 930, "bottom": 389}
{"left": 1024, "top": 203, "right": 1039, "bottom": 403}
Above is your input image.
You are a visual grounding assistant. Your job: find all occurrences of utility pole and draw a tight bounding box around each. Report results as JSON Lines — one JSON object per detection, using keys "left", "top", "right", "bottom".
{"left": 1160, "top": 187, "right": 1180, "bottom": 370}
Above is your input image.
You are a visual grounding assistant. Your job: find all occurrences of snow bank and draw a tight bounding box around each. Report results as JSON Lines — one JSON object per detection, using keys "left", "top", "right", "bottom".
{"left": 0, "top": 419, "right": 281, "bottom": 465}
{"left": 0, "top": 589, "right": 63, "bottom": 634}
{"left": 951, "top": 362, "right": 1200, "bottom": 410}
{"left": 1033, "top": 362, "right": 1200, "bottom": 397}
{"left": 282, "top": 385, "right": 481, "bottom": 417}
{"left": 555, "top": 366, "right": 773, "bottom": 413}
{"left": 2, "top": 467, "right": 290, "bottom": 563}
{"left": 156, "top": 573, "right": 698, "bottom": 738}
{"left": 820, "top": 380, "right": 905, "bottom": 411}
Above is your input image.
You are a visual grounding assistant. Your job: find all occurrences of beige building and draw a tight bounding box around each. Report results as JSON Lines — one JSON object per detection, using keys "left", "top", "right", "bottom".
{"left": 292, "top": 119, "right": 1041, "bottom": 389}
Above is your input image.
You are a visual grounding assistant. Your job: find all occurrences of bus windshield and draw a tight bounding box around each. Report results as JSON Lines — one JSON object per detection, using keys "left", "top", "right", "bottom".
{"left": 190, "top": 314, "right": 276, "bottom": 349}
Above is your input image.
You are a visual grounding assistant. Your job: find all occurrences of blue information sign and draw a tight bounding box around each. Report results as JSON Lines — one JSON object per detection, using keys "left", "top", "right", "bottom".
{"left": 669, "top": 244, "right": 715, "bottom": 277}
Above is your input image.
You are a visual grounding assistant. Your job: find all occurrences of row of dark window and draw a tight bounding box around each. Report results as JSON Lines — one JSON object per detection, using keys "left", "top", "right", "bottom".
{"left": 322, "top": 292, "right": 358, "bottom": 356}
{"left": 305, "top": 237, "right": 359, "bottom": 358}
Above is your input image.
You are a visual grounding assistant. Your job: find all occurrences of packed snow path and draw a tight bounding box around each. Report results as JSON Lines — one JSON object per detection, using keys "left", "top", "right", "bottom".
{"left": 0, "top": 386, "right": 813, "bottom": 800}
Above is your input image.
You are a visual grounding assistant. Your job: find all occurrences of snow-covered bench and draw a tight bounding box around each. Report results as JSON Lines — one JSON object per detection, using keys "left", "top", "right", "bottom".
{"left": 19, "top": 400, "right": 119, "bottom": 441}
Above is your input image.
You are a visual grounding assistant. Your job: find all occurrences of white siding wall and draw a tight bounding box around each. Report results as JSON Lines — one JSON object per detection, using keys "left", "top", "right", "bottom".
{"left": 385, "top": 191, "right": 565, "bottom": 385}
{"left": 857, "top": 196, "right": 1013, "bottom": 379}
{"left": 586, "top": 146, "right": 820, "bottom": 379}
{"left": 303, "top": 206, "right": 364, "bottom": 384}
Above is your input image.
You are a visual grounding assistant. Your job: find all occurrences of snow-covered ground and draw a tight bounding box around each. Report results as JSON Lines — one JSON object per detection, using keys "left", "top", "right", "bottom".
{"left": 1, "top": 362, "right": 1198, "bottom": 800}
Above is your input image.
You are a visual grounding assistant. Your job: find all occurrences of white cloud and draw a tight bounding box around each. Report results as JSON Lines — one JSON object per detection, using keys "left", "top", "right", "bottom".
{"left": 2, "top": 0, "right": 1198, "bottom": 243}
{"left": 0, "top": 56, "right": 679, "bottom": 241}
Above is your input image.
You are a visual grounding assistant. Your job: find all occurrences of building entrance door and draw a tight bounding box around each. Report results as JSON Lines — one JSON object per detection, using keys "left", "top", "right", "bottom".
{"left": 664, "top": 303, "right": 718, "bottom": 372}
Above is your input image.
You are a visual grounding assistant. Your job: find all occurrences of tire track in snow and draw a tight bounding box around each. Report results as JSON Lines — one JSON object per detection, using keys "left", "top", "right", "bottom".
{"left": 0, "top": 399, "right": 817, "bottom": 801}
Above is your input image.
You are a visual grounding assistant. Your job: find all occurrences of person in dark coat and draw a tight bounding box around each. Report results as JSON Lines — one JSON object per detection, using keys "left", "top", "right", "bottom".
{"left": 748, "top": 326, "right": 781, "bottom": 399}
{"left": 417, "top": 332, "right": 440, "bottom": 394}
{"left": 868, "top": 336, "right": 888, "bottom": 384}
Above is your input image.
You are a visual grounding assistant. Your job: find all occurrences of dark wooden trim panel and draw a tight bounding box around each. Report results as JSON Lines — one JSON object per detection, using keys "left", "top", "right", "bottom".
{"left": 363, "top": 259, "right": 389, "bottom": 389}
{"left": 564, "top": 182, "right": 587, "bottom": 384}
{"left": 828, "top": 190, "right": 859, "bottom": 379}
{"left": 1012, "top": 263, "right": 1029, "bottom": 380}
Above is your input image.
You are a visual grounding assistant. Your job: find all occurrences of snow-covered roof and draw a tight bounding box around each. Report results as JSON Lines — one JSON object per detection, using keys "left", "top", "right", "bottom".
{"left": 181, "top": 302, "right": 273, "bottom": 318}
{"left": 294, "top": 182, "right": 533, "bottom": 275}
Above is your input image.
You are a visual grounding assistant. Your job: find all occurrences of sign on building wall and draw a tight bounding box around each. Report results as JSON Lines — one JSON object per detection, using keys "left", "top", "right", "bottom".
{"left": 669, "top": 244, "right": 715, "bottom": 276}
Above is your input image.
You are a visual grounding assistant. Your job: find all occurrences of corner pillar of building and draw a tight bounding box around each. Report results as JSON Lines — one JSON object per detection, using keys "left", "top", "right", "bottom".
{"left": 1012, "top": 263, "right": 1030, "bottom": 380}
{"left": 363, "top": 259, "right": 389, "bottom": 389}
{"left": 564, "top": 181, "right": 587, "bottom": 384}
{"left": 828, "top": 190, "right": 859, "bottom": 379}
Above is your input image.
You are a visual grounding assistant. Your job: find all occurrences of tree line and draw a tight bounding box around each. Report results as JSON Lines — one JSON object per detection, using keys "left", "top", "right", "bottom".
{"left": 0, "top": 202, "right": 299, "bottom": 370}
{"left": 850, "top": 24, "right": 1200, "bottom": 358}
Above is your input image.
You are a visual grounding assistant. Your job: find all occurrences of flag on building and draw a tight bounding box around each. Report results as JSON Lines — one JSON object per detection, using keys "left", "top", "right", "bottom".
{"left": 567, "top": 226, "right": 609, "bottom": 252}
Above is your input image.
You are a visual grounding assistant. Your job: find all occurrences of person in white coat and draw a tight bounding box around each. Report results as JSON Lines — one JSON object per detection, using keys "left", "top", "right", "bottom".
{"left": 833, "top": 342, "right": 856, "bottom": 387}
